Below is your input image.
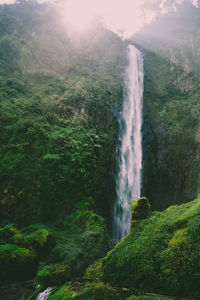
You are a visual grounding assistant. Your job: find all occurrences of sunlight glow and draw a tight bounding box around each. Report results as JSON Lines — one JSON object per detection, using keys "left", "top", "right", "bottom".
{"left": 64, "top": 0, "right": 157, "bottom": 37}
{"left": 63, "top": 0, "right": 198, "bottom": 38}
{"left": 65, "top": 0, "right": 100, "bottom": 32}
{"left": 0, "top": 0, "right": 15, "bottom": 3}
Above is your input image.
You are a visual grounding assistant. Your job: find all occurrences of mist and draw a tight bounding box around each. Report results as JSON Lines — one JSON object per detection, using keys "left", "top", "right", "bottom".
{"left": 0, "top": 0, "right": 199, "bottom": 38}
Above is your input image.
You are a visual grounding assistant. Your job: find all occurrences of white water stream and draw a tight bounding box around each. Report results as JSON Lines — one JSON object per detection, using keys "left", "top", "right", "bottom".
{"left": 112, "top": 45, "right": 144, "bottom": 242}
{"left": 36, "top": 287, "right": 52, "bottom": 300}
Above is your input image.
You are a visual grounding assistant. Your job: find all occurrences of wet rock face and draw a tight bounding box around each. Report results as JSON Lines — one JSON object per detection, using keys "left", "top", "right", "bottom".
{"left": 141, "top": 48, "right": 200, "bottom": 210}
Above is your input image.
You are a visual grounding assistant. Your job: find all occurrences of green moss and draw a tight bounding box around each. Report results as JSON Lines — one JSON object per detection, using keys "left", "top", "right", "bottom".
{"left": 47, "top": 282, "right": 82, "bottom": 300}
{"left": 131, "top": 197, "right": 151, "bottom": 221}
{"left": 37, "top": 264, "right": 71, "bottom": 286}
{"left": 84, "top": 259, "right": 104, "bottom": 282}
{"left": 0, "top": 224, "right": 27, "bottom": 247}
{"left": 73, "top": 282, "right": 120, "bottom": 300}
{"left": 0, "top": 244, "right": 37, "bottom": 281}
{"left": 47, "top": 282, "right": 120, "bottom": 300}
{"left": 34, "top": 229, "right": 49, "bottom": 247}
{"left": 21, "top": 224, "right": 56, "bottom": 256}
{"left": 168, "top": 228, "right": 188, "bottom": 250}
{"left": 102, "top": 197, "right": 200, "bottom": 298}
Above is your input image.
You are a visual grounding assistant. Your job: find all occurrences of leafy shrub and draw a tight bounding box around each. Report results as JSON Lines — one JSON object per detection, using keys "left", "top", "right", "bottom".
{"left": 37, "top": 264, "right": 71, "bottom": 286}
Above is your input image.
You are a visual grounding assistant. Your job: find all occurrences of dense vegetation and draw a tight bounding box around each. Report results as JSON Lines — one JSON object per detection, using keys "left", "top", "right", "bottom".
{"left": 102, "top": 196, "right": 200, "bottom": 298}
{"left": 0, "top": 1, "right": 126, "bottom": 298}
{"left": 0, "top": 0, "right": 126, "bottom": 225}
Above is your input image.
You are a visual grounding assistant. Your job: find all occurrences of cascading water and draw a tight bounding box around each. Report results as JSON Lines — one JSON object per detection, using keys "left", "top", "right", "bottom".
{"left": 36, "top": 287, "right": 52, "bottom": 300}
{"left": 112, "top": 44, "right": 144, "bottom": 242}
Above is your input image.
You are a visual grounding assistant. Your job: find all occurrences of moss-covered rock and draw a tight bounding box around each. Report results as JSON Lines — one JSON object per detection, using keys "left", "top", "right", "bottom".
{"left": 0, "top": 244, "right": 37, "bottom": 281}
{"left": 32, "top": 228, "right": 56, "bottom": 251}
{"left": 47, "top": 282, "right": 120, "bottom": 300}
{"left": 21, "top": 225, "right": 56, "bottom": 257}
{"left": 131, "top": 197, "right": 151, "bottom": 221}
{"left": 73, "top": 282, "right": 120, "bottom": 300}
{"left": 102, "top": 197, "right": 200, "bottom": 298}
{"left": 0, "top": 224, "right": 28, "bottom": 247}
{"left": 37, "top": 264, "right": 71, "bottom": 286}
{"left": 84, "top": 259, "right": 104, "bottom": 282}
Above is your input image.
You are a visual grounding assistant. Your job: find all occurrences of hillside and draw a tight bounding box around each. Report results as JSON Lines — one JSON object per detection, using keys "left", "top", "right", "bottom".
{"left": 0, "top": 0, "right": 126, "bottom": 225}
{"left": 102, "top": 195, "right": 200, "bottom": 298}
{"left": 0, "top": 2, "right": 126, "bottom": 298}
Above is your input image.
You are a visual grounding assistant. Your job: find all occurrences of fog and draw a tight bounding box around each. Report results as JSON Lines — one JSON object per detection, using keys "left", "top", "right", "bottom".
{"left": 0, "top": 0, "right": 198, "bottom": 38}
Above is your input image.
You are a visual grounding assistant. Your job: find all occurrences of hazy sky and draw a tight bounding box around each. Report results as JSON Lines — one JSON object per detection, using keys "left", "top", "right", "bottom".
{"left": 63, "top": 0, "right": 199, "bottom": 37}
{"left": 0, "top": 0, "right": 198, "bottom": 37}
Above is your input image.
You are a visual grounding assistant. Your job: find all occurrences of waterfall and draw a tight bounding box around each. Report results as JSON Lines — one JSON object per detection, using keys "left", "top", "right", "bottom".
{"left": 113, "top": 45, "right": 144, "bottom": 242}
{"left": 36, "top": 287, "right": 52, "bottom": 300}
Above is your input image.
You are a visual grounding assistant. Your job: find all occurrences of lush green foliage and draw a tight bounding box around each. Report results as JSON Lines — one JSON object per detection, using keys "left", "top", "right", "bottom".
{"left": 0, "top": 199, "right": 110, "bottom": 285}
{"left": 48, "top": 282, "right": 120, "bottom": 300}
{"left": 131, "top": 197, "right": 151, "bottom": 221}
{"left": 37, "top": 264, "right": 71, "bottom": 286}
{"left": 102, "top": 196, "right": 200, "bottom": 298}
{"left": 0, "top": 224, "right": 27, "bottom": 247}
{"left": 0, "top": 0, "right": 126, "bottom": 226}
{"left": 47, "top": 200, "right": 110, "bottom": 277}
{"left": 84, "top": 259, "right": 104, "bottom": 282}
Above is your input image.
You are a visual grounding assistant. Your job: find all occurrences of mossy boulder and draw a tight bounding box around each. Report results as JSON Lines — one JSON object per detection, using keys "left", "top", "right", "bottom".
{"left": 84, "top": 259, "right": 104, "bottom": 282}
{"left": 48, "top": 282, "right": 120, "bottom": 300}
{"left": 102, "top": 197, "right": 200, "bottom": 298}
{"left": 0, "top": 224, "right": 27, "bottom": 247}
{"left": 21, "top": 225, "right": 56, "bottom": 257}
{"left": 73, "top": 282, "right": 120, "bottom": 300}
{"left": 0, "top": 244, "right": 37, "bottom": 281}
{"left": 131, "top": 197, "right": 151, "bottom": 221}
{"left": 37, "top": 264, "right": 71, "bottom": 286}
{"left": 31, "top": 228, "right": 56, "bottom": 251}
